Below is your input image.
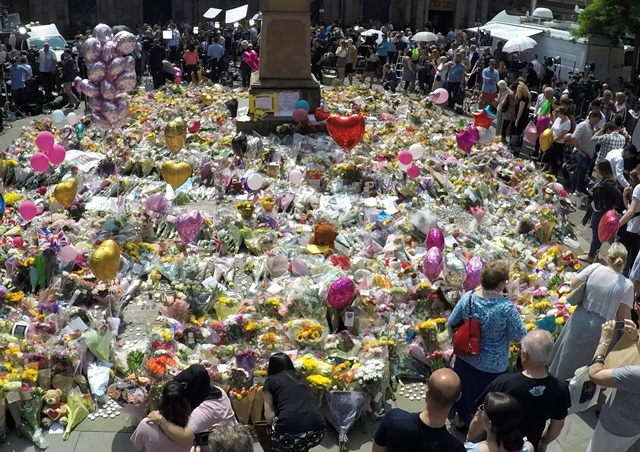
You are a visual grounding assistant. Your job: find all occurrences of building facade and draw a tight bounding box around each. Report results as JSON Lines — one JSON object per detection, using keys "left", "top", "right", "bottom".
{"left": 10, "top": 0, "right": 575, "bottom": 36}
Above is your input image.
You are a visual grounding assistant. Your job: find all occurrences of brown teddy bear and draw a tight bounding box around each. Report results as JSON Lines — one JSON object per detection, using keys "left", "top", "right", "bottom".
{"left": 303, "top": 222, "right": 338, "bottom": 257}
{"left": 42, "top": 388, "right": 68, "bottom": 428}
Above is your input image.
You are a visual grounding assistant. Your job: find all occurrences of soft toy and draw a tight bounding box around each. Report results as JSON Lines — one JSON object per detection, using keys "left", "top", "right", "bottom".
{"left": 303, "top": 222, "right": 338, "bottom": 257}
{"left": 42, "top": 388, "right": 68, "bottom": 428}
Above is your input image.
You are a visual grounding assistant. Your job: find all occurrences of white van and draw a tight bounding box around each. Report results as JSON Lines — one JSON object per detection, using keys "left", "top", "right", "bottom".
{"left": 10, "top": 23, "right": 67, "bottom": 60}
{"left": 468, "top": 9, "right": 634, "bottom": 84}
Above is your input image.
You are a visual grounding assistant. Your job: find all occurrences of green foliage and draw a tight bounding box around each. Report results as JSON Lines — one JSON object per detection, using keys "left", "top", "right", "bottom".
{"left": 572, "top": 0, "right": 640, "bottom": 40}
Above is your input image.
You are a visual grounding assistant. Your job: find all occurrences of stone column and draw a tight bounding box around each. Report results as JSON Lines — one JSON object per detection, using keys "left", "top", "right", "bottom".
{"left": 244, "top": 0, "right": 322, "bottom": 133}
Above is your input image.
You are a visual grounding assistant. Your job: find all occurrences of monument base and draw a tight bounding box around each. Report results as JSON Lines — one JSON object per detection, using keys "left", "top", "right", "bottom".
{"left": 237, "top": 77, "right": 322, "bottom": 135}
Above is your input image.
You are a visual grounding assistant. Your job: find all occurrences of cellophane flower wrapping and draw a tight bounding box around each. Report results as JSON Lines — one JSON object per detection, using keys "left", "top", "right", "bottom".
{"left": 63, "top": 387, "right": 90, "bottom": 440}
{"left": 325, "top": 390, "right": 367, "bottom": 448}
{"left": 18, "top": 389, "right": 47, "bottom": 448}
{"left": 82, "top": 330, "right": 114, "bottom": 363}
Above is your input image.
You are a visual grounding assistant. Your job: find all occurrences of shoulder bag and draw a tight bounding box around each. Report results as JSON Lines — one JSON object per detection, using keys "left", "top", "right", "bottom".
{"left": 453, "top": 292, "right": 481, "bottom": 356}
{"left": 565, "top": 282, "right": 585, "bottom": 306}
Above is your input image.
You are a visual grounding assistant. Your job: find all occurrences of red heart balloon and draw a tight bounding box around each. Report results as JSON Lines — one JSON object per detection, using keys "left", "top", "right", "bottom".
{"left": 314, "top": 107, "right": 331, "bottom": 122}
{"left": 326, "top": 115, "right": 365, "bottom": 151}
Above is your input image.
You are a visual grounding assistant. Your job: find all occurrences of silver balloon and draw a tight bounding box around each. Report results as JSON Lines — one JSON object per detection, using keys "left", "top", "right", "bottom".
{"left": 100, "top": 79, "right": 117, "bottom": 100}
{"left": 442, "top": 252, "right": 467, "bottom": 288}
{"left": 115, "top": 97, "right": 129, "bottom": 119}
{"left": 80, "top": 79, "right": 101, "bottom": 98}
{"left": 122, "top": 55, "right": 135, "bottom": 73}
{"left": 93, "top": 23, "right": 113, "bottom": 43}
{"left": 87, "top": 61, "right": 107, "bottom": 83}
{"left": 91, "top": 112, "right": 111, "bottom": 131}
{"left": 107, "top": 56, "right": 126, "bottom": 78}
{"left": 113, "top": 31, "right": 137, "bottom": 56}
{"left": 82, "top": 37, "right": 102, "bottom": 63}
{"left": 101, "top": 41, "right": 117, "bottom": 64}
{"left": 102, "top": 101, "right": 119, "bottom": 123}
{"left": 88, "top": 96, "right": 105, "bottom": 112}
{"left": 114, "top": 71, "right": 137, "bottom": 92}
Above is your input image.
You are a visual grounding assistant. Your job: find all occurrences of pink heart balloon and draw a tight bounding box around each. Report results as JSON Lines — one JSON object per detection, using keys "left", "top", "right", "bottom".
{"left": 422, "top": 246, "right": 443, "bottom": 282}
{"left": 327, "top": 277, "right": 356, "bottom": 310}
{"left": 176, "top": 211, "right": 203, "bottom": 244}
{"left": 426, "top": 228, "right": 445, "bottom": 251}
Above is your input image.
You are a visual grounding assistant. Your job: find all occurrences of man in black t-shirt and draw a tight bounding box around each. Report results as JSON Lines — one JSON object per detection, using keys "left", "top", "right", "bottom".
{"left": 373, "top": 369, "right": 465, "bottom": 452}
{"left": 466, "top": 330, "right": 570, "bottom": 452}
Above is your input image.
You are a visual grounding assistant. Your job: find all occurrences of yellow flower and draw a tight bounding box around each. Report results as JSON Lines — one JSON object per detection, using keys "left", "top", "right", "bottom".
{"left": 22, "top": 368, "right": 39, "bottom": 382}
{"left": 417, "top": 320, "right": 437, "bottom": 331}
{"left": 555, "top": 317, "right": 565, "bottom": 325}
{"left": 3, "top": 192, "right": 21, "bottom": 207}
{"left": 526, "top": 323, "right": 537, "bottom": 331}
{"left": 5, "top": 346, "right": 21, "bottom": 357}
{"left": 569, "top": 305, "right": 577, "bottom": 314}
{"left": 306, "top": 374, "right": 332, "bottom": 389}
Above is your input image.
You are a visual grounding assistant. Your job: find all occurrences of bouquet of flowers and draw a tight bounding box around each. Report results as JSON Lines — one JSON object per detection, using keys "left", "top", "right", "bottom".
{"left": 229, "top": 387, "right": 256, "bottom": 424}
{"left": 307, "top": 374, "right": 332, "bottom": 409}
{"left": 63, "top": 387, "right": 92, "bottom": 440}
{"left": 416, "top": 318, "right": 448, "bottom": 352}
{"left": 215, "top": 296, "right": 242, "bottom": 321}
{"left": 426, "top": 350, "right": 448, "bottom": 370}
{"left": 354, "top": 358, "right": 388, "bottom": 418}
{"left": 325, "top": 390, "right": 368, "bottom": 451}
{"left": 17, "top": 388, "right": 48, "bottom": 449}
{"left": 286, "top": 319, "right": 325, "bottom": 349}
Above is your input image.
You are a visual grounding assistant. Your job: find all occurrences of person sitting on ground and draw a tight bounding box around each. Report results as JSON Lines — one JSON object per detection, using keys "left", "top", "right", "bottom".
{"left": 464, "top": 392, "right": 534, "bottom": 452}
{"left": 131, "top": 381, "right": 192, "bottom": 452}
{"left": 467, "top": 330, "right": 570, "bottom": 452}
{"left": 373, "top": 368, "right": 466, "bottom": 452}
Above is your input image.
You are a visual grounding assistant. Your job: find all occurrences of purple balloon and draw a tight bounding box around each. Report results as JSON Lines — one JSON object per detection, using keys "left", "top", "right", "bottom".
{"left": 107, "top": 56, "right": 126, "bottom": 78}
{"left": 114, "top": 71, "right": 137, "bottom": 92}
{"left": 456, "top": 130, "right": 474, "bottom": 154}
{"left": 463, "top": 257, "right": 486, "bottom": 292}
{"left": 82, "top": 37, "right": 102, "bottom": 63}
{"left": 122, "top": 55, "right": 135, "bottom": 73}
{"left": 87, "top": 61, "right": 107, "bottom": 83}
{"left": 422, "top": 247, "right": 443, "bottom": 282}
{"left": 327, "top": 277, "right": 356, "bottom": 310}
{"left": 102, "top": 101, "right": 120, "bottom": 123}
{"left": 88, "top": 95, "right": 105, "bottom": 112}
{"left": 91, "top": 112, "right": 111, "bottom": 131}
{"left": 93, "top": 23, "right": 113, "bottom": 43}
{"left": 537, "top": 115, "right": 551, "bottom": 135}
{"left": 74, "top": 76, "right": 83, "bottom": 92}
{"left": 101, "top": 41, "right": 117, "bottom": 64}
{"left": 115, "top": 97, "right": 129, "bottom": 119}
{"left": 112, "top": 117, "right": 128, "bottom": 130}
{"left": 467, "top": 125, "right": 480, "bottom": 143}
{"left": 425, "top": 228, "right": 445, "bottom": 251}
{"left": 144, "top": 193, "right": 171, "bottom": 215}
{"left": 113, "top": 31, "right": 137, "bottom": 56}
{"left": 101, "top": 79, "right": 117, "bottom": 100}
{"left": 176, "top": 211, "right": 203, "bottom": 244}
{"left": 80, "top": 79, "right": 101, "bottom": 98}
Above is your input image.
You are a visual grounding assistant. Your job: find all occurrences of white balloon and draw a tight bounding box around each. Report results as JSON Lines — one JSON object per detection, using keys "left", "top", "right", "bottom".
{"left": 289, "top": 169, "right": 303, "bottom": 185}
{"left": 398, "top": 161, "right": 411, "bottom": 171}
{"left": 409, "top": 143, "right": 425, "bottom": 159}
{"left": 246, "top": 173, "right": 264, "bottom": 191}
{"left": 478, "top": 128, "right": 494, "bottom": 144}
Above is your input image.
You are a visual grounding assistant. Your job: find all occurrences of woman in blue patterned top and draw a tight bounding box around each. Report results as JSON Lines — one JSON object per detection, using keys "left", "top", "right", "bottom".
{"left": 447, "top": 261, "right": 527, "bottom": 429}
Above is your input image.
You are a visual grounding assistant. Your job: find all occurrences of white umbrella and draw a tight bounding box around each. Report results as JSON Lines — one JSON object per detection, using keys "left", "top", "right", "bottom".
{"left": 412, "top": 31, "right": 438, "bottom": 43}
{"left": 502, "top": 36, "right": 537, "bottom": 53}
{"left": 360, "top": 29, "right": 384, "bottom": 44}
{"left": 203, "top": 8, "right": 221, "bottom": 19}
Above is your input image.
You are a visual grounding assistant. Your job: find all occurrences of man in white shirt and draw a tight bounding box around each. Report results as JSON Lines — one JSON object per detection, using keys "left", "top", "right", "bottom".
{"left": 606, "top": 144, "right": 638, "bottom": 188}
{"left": 571, "top": 112, "right": 601, "bottom": 194}
{"left": 531, "top": 54, "right": 542, "bottom": 77}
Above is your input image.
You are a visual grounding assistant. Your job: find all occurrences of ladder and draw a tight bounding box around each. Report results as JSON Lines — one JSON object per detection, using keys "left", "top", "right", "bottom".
{"left": 395, "top": 54, "right": 404, "bottom": 78}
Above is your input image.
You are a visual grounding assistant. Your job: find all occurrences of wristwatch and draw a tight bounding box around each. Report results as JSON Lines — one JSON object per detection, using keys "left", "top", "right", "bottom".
{"left": 591, "top": 354, "right": 606, "bottom": 365}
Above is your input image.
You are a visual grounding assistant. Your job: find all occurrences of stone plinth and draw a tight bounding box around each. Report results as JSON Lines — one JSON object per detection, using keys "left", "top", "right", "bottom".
{"left": 242, "top": 0, "right": 321, "bottom": 133}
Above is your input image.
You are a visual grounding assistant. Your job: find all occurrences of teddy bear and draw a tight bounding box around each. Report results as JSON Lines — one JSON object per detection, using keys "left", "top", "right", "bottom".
{"left": 42, "top": 388, "right": 68, "bottom": 428}
{"left": 302, "top": 222, "right": 338, "bottom": 258}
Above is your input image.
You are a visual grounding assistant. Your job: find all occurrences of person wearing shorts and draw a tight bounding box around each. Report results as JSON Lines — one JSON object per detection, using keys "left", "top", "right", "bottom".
{"left": 480, "top": 59, "right": 499, "bottom": 108}
{"left": 344, "top": 39, "right": 358, "bottom": 86}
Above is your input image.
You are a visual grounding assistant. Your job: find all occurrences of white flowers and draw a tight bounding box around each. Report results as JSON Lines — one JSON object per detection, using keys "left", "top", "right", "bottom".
{"left": 354, "top": 359, "right": 385, "bottom": 385}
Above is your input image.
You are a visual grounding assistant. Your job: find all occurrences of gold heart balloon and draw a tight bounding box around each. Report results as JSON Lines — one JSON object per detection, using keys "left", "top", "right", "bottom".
{"left": 202, "top": 94, "right": 214, "bottom": 106}
{"left": 90, "top": 239, "right": 121, "bottom": 282}
{"left": 53, "top": 178, "right": 78, "bottom": 208}
{"left": 161, "top": 161, "right": 192, "bottom": 190}
{"left": 164, "top": 117, "right": 187, "bottom": 155}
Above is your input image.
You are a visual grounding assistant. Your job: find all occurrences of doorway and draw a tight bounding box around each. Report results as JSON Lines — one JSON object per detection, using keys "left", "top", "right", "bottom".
{"left": 143, "top": 0, "right": 173, "bottom": 27}
{"left": 429, "top": 11, "right": 454, "bottom": 34}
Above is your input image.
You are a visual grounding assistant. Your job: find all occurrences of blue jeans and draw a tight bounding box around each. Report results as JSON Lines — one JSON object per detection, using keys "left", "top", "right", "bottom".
{"left": 572, "top": 153, "right": 591, "bottom": 194}
{"left": 589, "top": 209, "right": 606, "bottom": 258}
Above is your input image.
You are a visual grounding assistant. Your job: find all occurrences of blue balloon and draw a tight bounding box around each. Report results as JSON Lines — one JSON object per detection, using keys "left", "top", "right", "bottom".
{"left": 0, "top": 194, "right": 5, "bottom": 218}
{"left": 484, "top": 105, "right": 496, "bottom": 118}
{"left": 76, "top": 124, "right": 84, "bottom": 140}
{"left": 295, "top": 99, "right": 310, "bottom": 112}
{"left": 52, "top": 109, "right": 65, "bottom": 123}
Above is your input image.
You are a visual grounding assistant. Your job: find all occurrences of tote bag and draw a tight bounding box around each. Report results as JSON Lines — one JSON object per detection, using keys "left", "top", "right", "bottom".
{"left": 453, "top": 293, "right": 481, "bottom": 356}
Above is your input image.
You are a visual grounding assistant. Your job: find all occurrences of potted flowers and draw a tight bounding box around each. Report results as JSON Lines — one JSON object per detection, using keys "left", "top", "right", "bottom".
{"left": 235, "top": 201, "right": 255, "bottom": 220}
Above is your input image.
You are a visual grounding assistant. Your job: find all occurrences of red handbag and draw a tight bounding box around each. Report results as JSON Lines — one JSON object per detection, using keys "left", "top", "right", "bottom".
{"left": 453, "top": 293, "right": 481, "bottom": 356}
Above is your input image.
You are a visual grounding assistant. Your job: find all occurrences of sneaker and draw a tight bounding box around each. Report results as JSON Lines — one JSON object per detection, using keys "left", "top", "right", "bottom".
{"left": 577, "top": 254, "right": 594, "bottom": 263}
